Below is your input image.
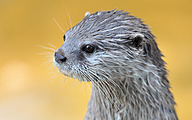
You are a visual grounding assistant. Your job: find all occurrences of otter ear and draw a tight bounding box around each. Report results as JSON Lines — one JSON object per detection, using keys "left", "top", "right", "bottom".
{"left": 85, "top": 12, "right": 91, "bottom": 17}
{"left": 129, "top": 33, "right": 145, "bottom": 49}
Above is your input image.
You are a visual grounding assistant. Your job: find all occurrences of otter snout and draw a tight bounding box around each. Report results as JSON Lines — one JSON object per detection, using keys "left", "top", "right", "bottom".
{"left": 54, "top": 52, "right": 67, "bottom": 63}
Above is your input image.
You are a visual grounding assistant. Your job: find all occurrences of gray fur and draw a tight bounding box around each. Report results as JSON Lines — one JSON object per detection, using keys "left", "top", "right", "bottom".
{"left": 53, "top": 10, "right": 178, "bottom": 120}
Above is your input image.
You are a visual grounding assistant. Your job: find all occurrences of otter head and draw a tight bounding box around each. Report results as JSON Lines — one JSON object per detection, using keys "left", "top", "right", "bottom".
{"left": 53, "top": 10, "right": 164, "bottom": 82}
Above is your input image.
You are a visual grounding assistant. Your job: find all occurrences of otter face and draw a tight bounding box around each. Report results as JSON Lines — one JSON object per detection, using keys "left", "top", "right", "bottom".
{"left": 53, "top": 33, "right": 146, "bottom": 82}
{"left": 53, "top": 10, "right": 162, "bottom": 82}
{"left": 53, "top": 33, "right": 103, "bottom": 81}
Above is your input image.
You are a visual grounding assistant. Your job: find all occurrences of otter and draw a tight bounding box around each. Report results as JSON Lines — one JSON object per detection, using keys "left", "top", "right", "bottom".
{"left": 53, "top": 10, "right": 178, "bottom": 120}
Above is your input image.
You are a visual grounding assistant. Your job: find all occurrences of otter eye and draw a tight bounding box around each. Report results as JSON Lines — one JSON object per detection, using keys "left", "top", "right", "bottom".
{"left": 83, "top": 44, "right": 95, "bottom": 53}
{"left": 63, "top": 35, "right": 65, "bottom": 41}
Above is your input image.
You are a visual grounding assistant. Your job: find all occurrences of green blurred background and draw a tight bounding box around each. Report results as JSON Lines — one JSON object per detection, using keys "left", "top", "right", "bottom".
{"left": 0, "top": 0, "right": 191, "bottom": 119}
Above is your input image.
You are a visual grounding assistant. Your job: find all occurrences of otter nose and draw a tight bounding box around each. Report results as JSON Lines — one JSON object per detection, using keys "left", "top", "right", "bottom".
{"left": 54, "top": 52, "right": 67, "bottom": 63}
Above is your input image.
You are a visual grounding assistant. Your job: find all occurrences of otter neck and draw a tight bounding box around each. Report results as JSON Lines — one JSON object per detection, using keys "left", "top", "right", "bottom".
{"left": 84, "top": 71, "right": 177, "bottom": 120}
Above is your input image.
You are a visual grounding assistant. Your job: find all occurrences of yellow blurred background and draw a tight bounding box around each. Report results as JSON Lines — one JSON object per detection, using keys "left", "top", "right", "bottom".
{"left": 0, "top": 0, "right": 191, "bottom": 119}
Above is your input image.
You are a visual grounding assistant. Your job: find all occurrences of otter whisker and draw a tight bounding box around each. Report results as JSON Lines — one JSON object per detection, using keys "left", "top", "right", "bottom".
{"left": 92, "top": 82, "right": 108, "bottom": 113}
{"left": 60, "top": 0, "right": 72, "bottom": 28}
{"left": 59, "top": 76, "right": 66, "bottom": 90}
{"left": 38, "top": 52, "right": 54, "bottom": 56}
{"left": 82, "top": 81, "right": 88, "bottom": 93}
{"left": 86, "top": 82, "right": 92, "bottom": 91}
{"left": 98, "top": 81, "right": 120, "bottom": 111}
{"left": 85, "top": 72, "right": 106, "bottom": 95}
{"left": 48, "top": 64, "right": 57, "bottom": 75}
{"left": 83, "top": 81, "right": 92, "bottom": 95}
{"left": 80, "top": 70, "right": 92, "bottom": 91}
{"left": 87, "top": 70, "right": 117, "bottom": 107}
{"left": 76, "top": 69, "right": 89, "bottom": 91}
{"left": 48, "top": 71, "right": 61, "bottom": 83}
{"left": 102, "top": 80, "right": 121, "bottom": 104}
{"left": 85, "top": 66, "right": 122, "bottom": 106}
{"left": 53, "top": 17, "right": 65, "bottom": 33}
{"left": 80, "top": 70, "right": 91, "bottom": 90}
{"left": 92, "top": 82, "right": 108, "bottom": 107}
{"left": 98, "top": 81, "right": 114, "bottom": 103}
{"left": 41, "top": 59, "right": 53, "bottom": 66}
{"left": 37, "top": 45, "right": 56, "bottom": 51}
{"left": 57, "top": 75, "right": 65, "bottom": 89}
{"left": 102, "top": 81, "right": 122, "bottom": 111}
{"left": 108, "top": 78, "right": 124, "bottom": 96}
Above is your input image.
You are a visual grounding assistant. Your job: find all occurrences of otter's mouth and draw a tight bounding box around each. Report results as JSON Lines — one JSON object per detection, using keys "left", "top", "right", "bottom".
{"left": 53, "top": 56, "right": 73, "bottom": 77}
{"left": 58, "top": 68, "right": 69, "bottom": 76}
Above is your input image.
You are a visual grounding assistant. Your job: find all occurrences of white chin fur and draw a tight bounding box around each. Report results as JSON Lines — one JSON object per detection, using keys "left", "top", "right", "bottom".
{"left": 53, "top": 56, "right": 70, "bottom": 76}
{"left": 58, "top": 68, "right": 69, "bottom": 76}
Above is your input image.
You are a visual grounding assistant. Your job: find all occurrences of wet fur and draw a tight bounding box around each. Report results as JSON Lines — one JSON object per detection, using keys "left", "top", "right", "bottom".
{"left": 53, "top": 10, "right": 177, "bottom": 120}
